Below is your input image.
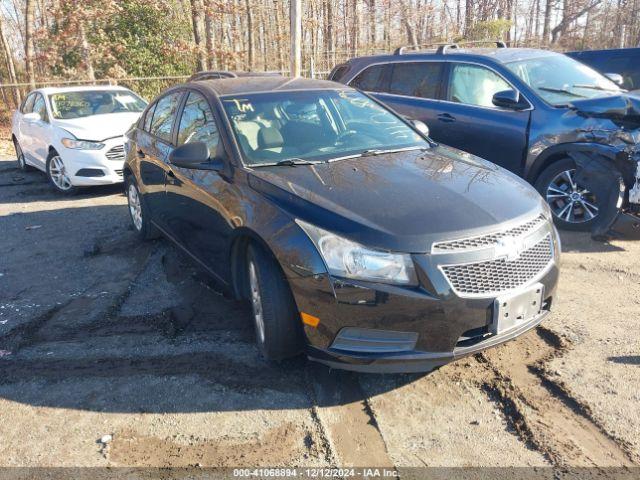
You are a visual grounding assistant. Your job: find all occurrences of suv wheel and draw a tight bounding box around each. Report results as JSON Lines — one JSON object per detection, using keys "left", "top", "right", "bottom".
{"left": 246, "top": 244, "right": 302, "bottom": 361}
{"left": 126, "top": 175, "right": 160, "bottom": 241}
{"left": 13, "top": 139, "right": 34, "bottom": 172}
{"left": 46, "top": 151, "right": 78, "bottom": 195}
{"left": 535, "top": 158, "right": 603, "bottom": 231}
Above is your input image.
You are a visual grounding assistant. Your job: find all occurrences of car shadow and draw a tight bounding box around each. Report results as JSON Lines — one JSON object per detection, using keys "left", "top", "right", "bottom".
{"left": 558, "top": 230, "right": 628, "bottom": 253}
{"left": 0, "top": 201, "right": 421, "bottom": 414}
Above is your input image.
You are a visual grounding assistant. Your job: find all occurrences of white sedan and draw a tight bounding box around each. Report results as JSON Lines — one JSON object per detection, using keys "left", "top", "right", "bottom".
{"left": 11, "top": 85, "right": 147, "bottom": 194}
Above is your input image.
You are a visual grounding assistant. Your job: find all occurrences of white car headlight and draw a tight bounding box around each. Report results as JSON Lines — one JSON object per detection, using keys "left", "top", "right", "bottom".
{"left": 296, "top": 220, "right": 418, "bottom": 286}
{"left": 61, "top": 138, "right": 104, "bottom": 150}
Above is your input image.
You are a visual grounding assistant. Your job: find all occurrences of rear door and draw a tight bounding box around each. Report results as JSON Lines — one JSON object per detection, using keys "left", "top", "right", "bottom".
{"left": 16, "top": 93, "right": 37, "bottom": 162}
{"left": 135, "top": 90, "right": 184, "bottom": 227}
{"left": 367, "top": 61, "right": 447, "bottom": 138}
{"left": 435, "top": 62, "right": 531, "bottom": 174}
{"left": 29, "top": 93, "right": 52, "bottom": 165}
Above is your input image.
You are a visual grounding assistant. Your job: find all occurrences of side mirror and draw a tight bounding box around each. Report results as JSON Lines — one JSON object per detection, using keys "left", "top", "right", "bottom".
{"left": 169, "top": 141, "right": 224, "bottom": 171}
{"left": 410, "top": 119, "right": 429, "bottom": 137}
{"left": 605, "top": 73, "right": 624, "bottom": 86}
{"left": 492, "top": 89, "right": 523, "bottom": 109}
{"left": 23, "top": 112, "right": 41, "bottom": 122}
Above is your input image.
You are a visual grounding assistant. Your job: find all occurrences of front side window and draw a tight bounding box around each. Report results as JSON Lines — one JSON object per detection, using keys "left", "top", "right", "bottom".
{"left": 505, "top": 54, "right": 621, "bottom": 106}
{"left": 32, "top": 94, "right": 48, "bottom": 121}
{"left": 177, "top": 92, "right": 219, "bottom": 154}
{"left": 21, "top": 93, "right": 36, "bottom": 114}
{"left": 222, "top": 89, "right": 428, "bottom": 166}
{"left": 389, "top": 62, "right": 444, "bottom": 99}
{"left": 448, "top": 64, "right": 512, "bottom": 107}
{"left": 149, "top": 92, "right": 182, "bottom": 142}
{"left": 48, "top": 90, "right": 147, "bottom": 119}
{"left": 350, "top": 65, "right": 386, "bottom": 92}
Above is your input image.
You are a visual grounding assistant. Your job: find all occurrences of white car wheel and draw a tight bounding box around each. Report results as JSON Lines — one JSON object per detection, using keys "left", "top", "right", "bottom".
{"left": 48, "top": 154, "right": 74, "bottom": 191}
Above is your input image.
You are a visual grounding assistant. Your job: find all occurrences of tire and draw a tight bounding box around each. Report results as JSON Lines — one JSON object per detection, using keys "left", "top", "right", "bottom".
{"left": 246, "top": 243, "right": 303, "bottom": 361}
{"left": 125, "top": 175, "right": 160, "bottom": 241}
{"left": 534, "top": 157, "right": 605, "bottom": 231}
{"left": 13, "top": 138, "right": 35, "bottom": 172}
{"left": 46, "top": 150, "right": 79, "bottom": 195}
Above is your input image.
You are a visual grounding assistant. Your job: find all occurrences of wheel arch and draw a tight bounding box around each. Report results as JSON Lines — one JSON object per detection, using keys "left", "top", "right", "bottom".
{"left": 527, "top": 142, "right": 621, "bottom": 183}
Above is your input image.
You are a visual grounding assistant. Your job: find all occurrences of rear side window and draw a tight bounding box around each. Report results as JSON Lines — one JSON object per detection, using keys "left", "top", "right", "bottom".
{"left": 21, "top": 94, "right": 36, "bottom": 114}
{"left": 350, "top": 65, "right": 386, "bottom": 92}
{"left": 389, "top": 62, "right": 443, "bottom": 99}
{"left": 149, "top": 92, "right": 182, "bottom": 142}
{"left": 448, "top": 64, "right": 511, "bottom": 108}
{"left": 177, "top": 92, "right": 219, "bottom": 154}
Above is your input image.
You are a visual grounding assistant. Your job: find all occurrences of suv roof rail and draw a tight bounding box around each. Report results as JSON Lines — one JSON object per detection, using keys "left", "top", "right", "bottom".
{"left": 188, "top": 71, "right": 239, "bottom": 82}
{"left": 394, "top": 40, "right": 507, "bottom": 56}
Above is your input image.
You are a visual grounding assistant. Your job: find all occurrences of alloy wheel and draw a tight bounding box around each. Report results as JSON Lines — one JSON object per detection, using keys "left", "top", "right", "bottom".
{"left": 546, "top": 169, "right": 599, "bottom": 224}
{"left": 248, "top": 260, "right": 266, "bottom": 344}
{"left": 127, "top": 184, "right": 143, "bottom": 231}
{"left": 49, "top": 155, "right": 73, "bottom": 191}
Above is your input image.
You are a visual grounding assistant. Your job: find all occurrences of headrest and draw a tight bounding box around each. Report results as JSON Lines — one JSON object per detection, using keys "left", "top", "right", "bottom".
{"left": 257, "top": 126, "right": 284, "bottom": 149}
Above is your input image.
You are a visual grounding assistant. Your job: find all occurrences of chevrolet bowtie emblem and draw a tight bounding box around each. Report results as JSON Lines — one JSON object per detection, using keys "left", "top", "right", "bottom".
{"left": 495, "top": 236, "right": 522, "bottom": 261}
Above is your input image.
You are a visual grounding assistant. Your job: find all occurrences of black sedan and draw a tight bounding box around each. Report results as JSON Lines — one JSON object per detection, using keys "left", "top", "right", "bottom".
{"left": 123, "top": 76, "right": 560, "bottom": 373}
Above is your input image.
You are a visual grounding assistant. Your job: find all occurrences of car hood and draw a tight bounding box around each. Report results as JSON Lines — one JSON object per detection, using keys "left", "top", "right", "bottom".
{"left": 54, "top": 112, "right": 142, "bottom": 141}
{"left": 569, "top": 92, "right": 640, "bottom": 129}
{"left": 248, "top": 146, "right": 547, "bottom": 253}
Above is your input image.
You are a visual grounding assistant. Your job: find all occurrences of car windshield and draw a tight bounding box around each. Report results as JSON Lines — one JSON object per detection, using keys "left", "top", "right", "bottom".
{"left": 505, "top": 54, "right": 621, "bottom": 106}
{"left": 49, "top": 90, "right": 147, "bottom": 119}
{"left": 221, "top": 89, "right": 428, "bottom": 166}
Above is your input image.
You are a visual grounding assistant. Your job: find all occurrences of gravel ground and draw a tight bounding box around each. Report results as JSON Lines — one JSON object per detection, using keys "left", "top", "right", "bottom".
{"left": 0, "top": 152, "right": 639, "bottom": 470}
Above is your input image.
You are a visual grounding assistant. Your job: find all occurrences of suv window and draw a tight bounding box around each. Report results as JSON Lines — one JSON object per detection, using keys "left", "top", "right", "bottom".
{"left": 21, "top": 93, "right": 36, "bottom": 114}
{"left": 177, "top": 92, "right": 219, "bottom": 154}
{"left": 32, "top": 94, "right": 48, "bottom": 121}
{"left": 149, "top": 92, "right": 182, "bottom": 142}
{"left": 448, "top": 64, "right": 511, "bottom": 108}
{"left": 350, "top": 65, "right": 386, "bottom": 92}
{"left": 389, "top": 62, "right": 443, "bottom": 99}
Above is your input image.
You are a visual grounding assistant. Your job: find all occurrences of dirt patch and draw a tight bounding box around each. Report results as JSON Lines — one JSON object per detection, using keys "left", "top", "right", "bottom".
{"left": 108, "top": 423, "right": 315, "bottom": 467}
{"left": 0, "top": 126, "right": 13, "bottom": 158}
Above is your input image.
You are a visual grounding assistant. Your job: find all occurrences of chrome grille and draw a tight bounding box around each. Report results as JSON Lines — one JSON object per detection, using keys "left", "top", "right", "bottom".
{"left": 432, "top": 215, "right": 546, "bottom": 253}
{"left": 105, "top": 145, "right": 125, "bottom": 161}
{"left": 441, "top": 234, "right": 553, "bottom": 296}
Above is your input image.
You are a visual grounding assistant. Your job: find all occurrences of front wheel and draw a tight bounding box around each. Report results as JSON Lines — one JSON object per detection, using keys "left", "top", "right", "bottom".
{"left": 46, "top": 151, "right": 78, "bottom": 195}
{"left": 534, "top": 158, "right": 604, "bottom": 231}
{"left": 247, "top": 244, "right": 303, "bottom": 361}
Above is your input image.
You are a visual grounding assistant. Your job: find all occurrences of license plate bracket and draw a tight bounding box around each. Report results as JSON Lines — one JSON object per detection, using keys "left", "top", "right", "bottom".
{"left": 491, "top": 283, "right": 544, "bottom": 335}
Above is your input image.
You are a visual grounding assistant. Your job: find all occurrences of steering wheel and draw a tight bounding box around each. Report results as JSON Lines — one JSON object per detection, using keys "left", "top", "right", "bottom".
{"left": 335, "top": 130, "right": 358, "bottom": 144}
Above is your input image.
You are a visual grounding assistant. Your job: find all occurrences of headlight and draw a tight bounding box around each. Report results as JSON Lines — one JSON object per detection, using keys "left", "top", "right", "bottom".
{"left": 296, "top": 220, "right": 418, "bottom": 285}
{"left": 61, "top": 138, "right": 104, "bottom": 150}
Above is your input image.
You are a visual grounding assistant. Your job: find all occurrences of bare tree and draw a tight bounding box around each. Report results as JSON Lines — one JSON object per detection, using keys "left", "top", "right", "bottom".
{"left": 190, "top": 0, "right": 208, "bottom": 71}
{"left": 24, "top": 0, "right": 36, "bottom": 88}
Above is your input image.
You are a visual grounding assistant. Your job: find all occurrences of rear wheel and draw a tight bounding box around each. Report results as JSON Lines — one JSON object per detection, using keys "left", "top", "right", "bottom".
{"left": 247, "top": 244, "right": 302, "bottom": 361}
{"left": 125, "top": 175, "right": 160, "bottom": 241}
{"left": 535, "top": 158, "right": 603, "bottom": 231}
{"left": 13, "top": 138, "right": 34, "bottom": 171}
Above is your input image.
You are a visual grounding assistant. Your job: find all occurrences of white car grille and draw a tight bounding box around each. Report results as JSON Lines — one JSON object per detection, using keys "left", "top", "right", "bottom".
{"left": 105, "top": 145, "right": 125, "bottom": 162}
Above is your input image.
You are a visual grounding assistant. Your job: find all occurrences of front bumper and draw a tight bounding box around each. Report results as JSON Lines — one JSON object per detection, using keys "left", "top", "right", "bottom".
{"left": 290, "top": 258, "right": 559, "bottom": 374}
{"left": 61, "top": 138, "right": 125, "bottom": 186}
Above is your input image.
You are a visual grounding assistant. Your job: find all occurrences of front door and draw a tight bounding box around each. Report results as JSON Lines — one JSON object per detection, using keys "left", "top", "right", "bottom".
{"left": 435, "top": 63, "right": 531, "bottom": 175}
{"left": 164, "top": 91, "right": 234, "bottom": 284}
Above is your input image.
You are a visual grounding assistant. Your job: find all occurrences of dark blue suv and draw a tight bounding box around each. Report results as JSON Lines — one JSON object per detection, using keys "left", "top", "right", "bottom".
{"left": 331, "top": 44, "right": 640, "bottom": 231}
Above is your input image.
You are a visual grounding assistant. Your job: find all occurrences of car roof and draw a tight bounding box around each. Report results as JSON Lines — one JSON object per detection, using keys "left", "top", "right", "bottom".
{"left": 348, "top": 47, "right": 560, "bottom": 66}
{"left": 35, "top": 85, "right": 133, "bottom": 95}
{"left": 190, "top": 76, "right": 349, "bottom": 96}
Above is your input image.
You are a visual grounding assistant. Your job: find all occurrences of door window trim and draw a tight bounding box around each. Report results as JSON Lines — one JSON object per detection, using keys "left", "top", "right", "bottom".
{"left": 175, "top": 90, "right": 221, "bottom": 154}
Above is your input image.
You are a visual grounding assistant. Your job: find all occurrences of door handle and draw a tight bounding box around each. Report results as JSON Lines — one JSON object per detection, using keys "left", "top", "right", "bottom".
{"left": 437, "top": 113, "right": 456, "bottom": 123}
{"left": 136, "top": 149, "right": 145, "bottom": 158}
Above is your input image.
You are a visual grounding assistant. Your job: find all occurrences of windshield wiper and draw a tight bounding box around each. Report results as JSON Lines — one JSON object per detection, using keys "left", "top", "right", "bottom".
{"left": 252, "top": 158, "right": 321, "bottom": 167}
{"left": 537, "top": 86, "right": 586, "bottom": 98}
{"left": 571, "top": 84, "right": 619, "bottom": 92}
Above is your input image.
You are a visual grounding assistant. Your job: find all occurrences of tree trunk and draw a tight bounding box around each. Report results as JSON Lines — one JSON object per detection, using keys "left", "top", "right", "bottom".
{"left": 25, "top": 0, "right": 36, "bottom": 89}
{"left": 0, "top": 14, "right": 20, "bottom": 105}
{"left": 78, "top": 21, "right": 95, "bottom": 81}
{"left": 190, "top": 0, "right": 208, "bottom": 71}
{"left": 368, "top": 0, "right": 376, "bottom": 49}
{"left": 245, "top": 0, "right": 254, "bottom": 69}
{"left": 205, "top": 0, "right": 216, "bottom": 69}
